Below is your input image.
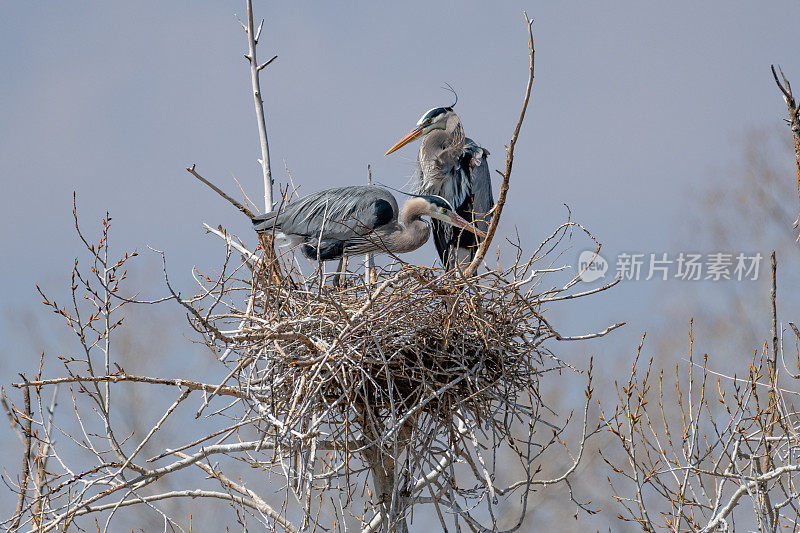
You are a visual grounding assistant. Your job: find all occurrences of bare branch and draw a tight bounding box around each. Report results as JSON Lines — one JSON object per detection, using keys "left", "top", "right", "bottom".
{"left": 464, "top": 13, "right": 535, "bottom": 277}
{"left": 244, "top": 0, "right": 273, "bottom": 211}
{"left": 770, "top": 64, "right": 800, "bottom": 230}
{"left": 12, "top": 375, "right": 246, "bottom": 400}
{"left": 257, "top": 54, "right": 278, "bottom": 72}
{"left": 9, "top": 381, "right": 31, "bottom": 531}
{"left": 186, "top": 164, "right": 254, "bottom": 219}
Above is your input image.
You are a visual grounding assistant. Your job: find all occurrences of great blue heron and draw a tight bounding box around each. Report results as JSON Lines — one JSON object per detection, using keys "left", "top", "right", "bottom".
{"left": 385, "top": 99, "right": 494, "bottom": 268}
{"left": 251, "top": 185, "right": 484, "bottom": 264}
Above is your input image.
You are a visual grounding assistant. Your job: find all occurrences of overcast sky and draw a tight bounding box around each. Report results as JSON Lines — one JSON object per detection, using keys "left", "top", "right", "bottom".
{"left": 2, "top": 1, "right": 799, "bottom": 527}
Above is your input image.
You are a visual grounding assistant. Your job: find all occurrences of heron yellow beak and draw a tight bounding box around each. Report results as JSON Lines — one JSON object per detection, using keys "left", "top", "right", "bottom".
{"left": 445, "top": 212, "right": 486, "bottom": 238}
{"left": 385, "top": 127, "right": 425, "bottom": 156}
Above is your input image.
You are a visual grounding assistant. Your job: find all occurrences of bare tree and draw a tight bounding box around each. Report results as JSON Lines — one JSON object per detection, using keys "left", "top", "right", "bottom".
{"left": 771, "top": 65, "right": 800, "bottom": 234}
{"left": 601, "top": 65, "right": 800, "bottom": 532}
{"left": 604, "top": 291, "right": 800, "bottom": 530}
{"left": 2, "top": 8, "right": 623, "bottom": 533}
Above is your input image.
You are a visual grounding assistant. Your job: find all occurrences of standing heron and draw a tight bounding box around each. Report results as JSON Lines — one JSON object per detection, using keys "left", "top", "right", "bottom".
{"left": 251, "top": 185, "right": 484, "bottom": 265}
{"left": 385, "top": 97, "right": 494, "bottom": 268}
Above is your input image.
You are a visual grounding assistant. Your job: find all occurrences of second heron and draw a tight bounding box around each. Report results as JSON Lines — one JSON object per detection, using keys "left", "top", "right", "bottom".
{"left": 385, "top": 95, "right": 494, "bottom": 268}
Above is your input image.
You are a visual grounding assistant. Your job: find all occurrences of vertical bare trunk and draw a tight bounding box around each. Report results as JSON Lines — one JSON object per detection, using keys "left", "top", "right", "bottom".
{"left": 365, "top": 164, "right": 375, "bottom": 284}
{"left": 770, "top": 65, "right": 800, "bottom": 233}
{"left": 463, "top": 14, "right": 535, "bottom": 278}
{"left": 244, "top": 0, "right": 283, "bottom": 280}
{"left": 245, "top": 0, "right": 273, "bottom": 212}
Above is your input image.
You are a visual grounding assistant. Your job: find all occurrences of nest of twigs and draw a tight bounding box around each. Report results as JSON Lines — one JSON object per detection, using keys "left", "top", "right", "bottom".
{"left": 175, "top": 221, "right": 619, "bottom": 523}
{"left": 192, "top": 224, "right": 616, "bottom": 463}
{"left": 245, "top": 264, "right": 550, "bottom": 424}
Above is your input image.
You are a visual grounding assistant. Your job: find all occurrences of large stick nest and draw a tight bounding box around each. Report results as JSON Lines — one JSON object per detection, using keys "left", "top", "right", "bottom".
{"left": 193, "top": 224, "right": 617, "bottom": 458}
{"left": 249, "top": 266, "right": 546, "bottom": 422}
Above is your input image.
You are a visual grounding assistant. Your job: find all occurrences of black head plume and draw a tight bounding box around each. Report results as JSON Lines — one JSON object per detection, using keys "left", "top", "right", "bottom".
{"left": 423, "top": 194, "right": 456, "bottom": 211}
{"left": 442, "top": 82, "right": 458, "bottom": 110}
{"left": 376, "top": 182, "right": 455, "bottom": 211}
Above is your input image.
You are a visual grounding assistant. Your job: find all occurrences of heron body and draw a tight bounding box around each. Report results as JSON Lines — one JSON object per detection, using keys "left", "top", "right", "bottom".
{"left": 251, "top": 185, "right": 482, "bottom": 262}
{"left": 386, "top": 106, "right": 494, "bottom": 268}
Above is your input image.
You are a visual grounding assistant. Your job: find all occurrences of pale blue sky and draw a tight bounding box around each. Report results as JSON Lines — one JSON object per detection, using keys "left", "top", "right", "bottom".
{"left": 3, "top": 2, "right": 797, "bottom": 324}
{"left": 2, "top": 2, "right": 799, "bottom": 528}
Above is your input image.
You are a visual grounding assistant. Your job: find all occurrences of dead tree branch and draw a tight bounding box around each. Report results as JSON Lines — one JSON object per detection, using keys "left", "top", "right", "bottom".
{"left": 12, "top": 375, "right": 246, "bottom": 400}
{"left": 187, "top": 164, "right": 255, "bottom": 219}
{"left": 244, "top": 0, "right": 274, "bottom": 211}
{"left": 464, "top": 12, "right": 535, "bottom": 277}
{"left": 771, "top": 64, "right": 800, "bottom": 230}
{"left": 9, "top": 382, "right": 31, "bottom": 531}
{"left": 2, "top": 12, "right": 621, "bottom": 532}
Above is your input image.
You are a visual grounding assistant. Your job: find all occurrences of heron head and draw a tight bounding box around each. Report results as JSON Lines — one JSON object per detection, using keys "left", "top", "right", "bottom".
{"left": 421, "top": 195, "right": 486, "bottom": 238}
{"left": 384, "top": 106, "right": 457, "bottom": 155}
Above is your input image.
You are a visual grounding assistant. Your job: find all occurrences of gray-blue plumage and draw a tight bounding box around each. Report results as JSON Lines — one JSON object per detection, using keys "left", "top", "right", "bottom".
{"left": 462, "top": 138, "right": 494, "bottom": 237}
{"left": 252, "top": 185, "right": 473, "bottom": 262}
{"left": 252, "top": 186, "right": 398, "bottom": 260}
{"left": 385, "top": 104, "right": 494, "bottom": 268}
{"left": 414, "top": 112, "right": 494, "bottom": 267}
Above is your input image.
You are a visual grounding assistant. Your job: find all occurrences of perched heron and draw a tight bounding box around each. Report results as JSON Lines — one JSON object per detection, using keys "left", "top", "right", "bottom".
{"left": 385, "top": 98, "right": 494, "bottom": 268}
{"left": 251, "top": 185, "right": 484, "bottom": 262}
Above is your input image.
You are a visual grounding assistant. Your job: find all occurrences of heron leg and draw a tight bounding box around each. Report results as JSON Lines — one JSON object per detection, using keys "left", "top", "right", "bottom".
{"left": 334, "top": 256, "right": 348, "bottom": 288}
{"left": 447, "top": 246, "right": 473, "bottom": 271}
{"left": 456, "top": 247, "right": 473, "bottom": 267}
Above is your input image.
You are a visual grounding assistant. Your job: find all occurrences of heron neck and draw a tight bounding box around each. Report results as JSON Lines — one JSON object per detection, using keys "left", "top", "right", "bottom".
{"left": 445, "top": 113, "right": 463, "bottom": 138}
{"left": 419, "top": 119, "right": 464, "bottom": 164}
{"left": 394, "top": 199, "right": 431, "bottom": 252}
{"left": 394, "top": 217, "right": 430, "bottom": 253}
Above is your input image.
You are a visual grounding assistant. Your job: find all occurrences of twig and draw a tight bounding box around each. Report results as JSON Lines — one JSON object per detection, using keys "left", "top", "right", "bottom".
{"left": 10, "top": 379, "right": 32, "bottom": 531}
{"left": 32, "top": 386, "right": 59, "bottom": 521}
{"left": 62, "top": 489, "right": 299, "bottom": 532}
{"left": 770, "top": 251, "right": 778, "bottom": 378}
{"left": 702, "top": 465, "right": 800, "bottom": 532}
{"left": 12, "top": 375, "right": 245, "bottom": 399}
{"left": 771, "top": 65, "right": 800, "bottom": 230}
{"left": 243, "top": 0, "right": 274, "bottom": 211}
{"left": 365, "top": 164, "right": 375, "bottom": 285}
{"left": 463, "top": 12, "right": 535, "bottom": 277}
{"left": 258, "top": 54, "right": 278, "bottom": 72}
{"left": 555, "top": 321, "right": 626, "bottom": 341}
{"left": 1, "top": 388, "right": 24, "bottom": 445}
{"left": 187, "top": 164, "right": 255, "bottom": 219}
{"left": 184, "top": 454, "right": 296, "bottom": 532}
{"left": 195, "top": 356, "right": 254, "bottom": 418}
{"left": 202, "top": 223, "right": 260, "bottom": 263}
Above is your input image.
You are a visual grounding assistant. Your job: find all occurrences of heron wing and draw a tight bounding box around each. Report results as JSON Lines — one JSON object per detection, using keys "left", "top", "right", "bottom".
{"left": 253, "top": 186, "right": 399, "bottom": 242}
{"left": 341, "top": 233, "right": 389, "bottom": 256}
{"left": 462, "top": 139, "right": 494, "bottom": 234}
{"left": 432, "top": 140, "right": 494, "bottom": 267}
